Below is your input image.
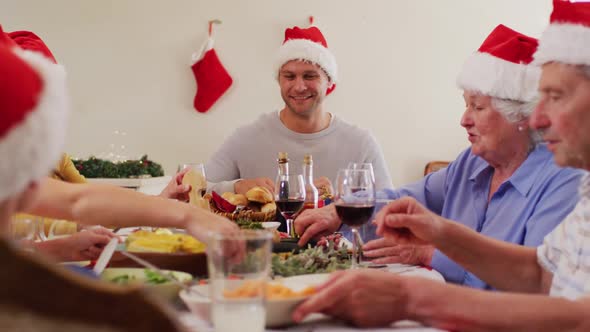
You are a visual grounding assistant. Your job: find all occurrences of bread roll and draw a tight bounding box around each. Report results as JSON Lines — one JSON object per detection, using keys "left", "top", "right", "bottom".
{"left": 182, "top": 170, "right": 209, "bottom": 211}
{"left": 261, "top": 202, "right": 276, "bottom": 213}
{"left": 245, "top": 186, "right": 273, "bottom": 204}
{"left": 53, "top": 154, "right": 86, "bottom": 183}
{"left": 229, "top": 194, "right": 248, "bottom": 206}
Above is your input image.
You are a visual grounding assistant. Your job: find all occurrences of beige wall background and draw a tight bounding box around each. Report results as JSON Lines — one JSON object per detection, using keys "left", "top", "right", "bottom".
{"left": 2, "top": 0, "right": 551, "bottom": 186}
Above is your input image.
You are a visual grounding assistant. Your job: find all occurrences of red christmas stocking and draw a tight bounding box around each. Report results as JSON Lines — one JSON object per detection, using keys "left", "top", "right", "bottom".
{"left": 191, "top": 48, "right": 233, "bottom": 113}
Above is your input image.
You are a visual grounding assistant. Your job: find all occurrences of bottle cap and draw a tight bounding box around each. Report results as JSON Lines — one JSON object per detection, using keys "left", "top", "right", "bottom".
{"left": 278, "top": 152, "right": 289, "bottom": 162}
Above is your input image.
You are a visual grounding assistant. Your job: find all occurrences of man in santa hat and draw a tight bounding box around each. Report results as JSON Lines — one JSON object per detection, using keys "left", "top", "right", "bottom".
{"left": 204, "top": 25, "right": 393, "bottom": 195}
{"left": 293, "top": 1, "right": 590, "bottom": 329}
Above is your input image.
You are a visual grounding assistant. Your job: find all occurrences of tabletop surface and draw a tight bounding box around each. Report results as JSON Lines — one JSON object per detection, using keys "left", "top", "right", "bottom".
{"left": 179, "top": 264, "right": 446, "bottom": 332}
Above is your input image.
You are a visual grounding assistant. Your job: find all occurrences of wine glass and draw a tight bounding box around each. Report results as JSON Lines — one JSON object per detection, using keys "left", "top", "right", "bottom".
{"left": 177, "top": 163, "right": 206, "bottom": 176}
{"left": 274, "top": 174, "right": 305, "bottom": 238}
{"left": 177, "top": 163, "right": 207, "bottom": 197}
{"left": 334, "top": 168, "right": 376, "bottom": 269}
{"left": 347, "top": 162, "right": 375, "bottom": 183}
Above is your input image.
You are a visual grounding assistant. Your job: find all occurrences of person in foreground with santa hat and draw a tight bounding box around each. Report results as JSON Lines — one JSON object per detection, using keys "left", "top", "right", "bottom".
{"left": 203, "top": 24, "right": 393, "bottom": 195}
{"left": 0, "top": 25, "right": 238, "bottom": 251}
{"left": 0, "top": 26, "right": 193, "bottom": 331}
{"left": 295, "top": 24, "right": 583, "bottom": 290}
{"left": 293, "top": 1, "right": 590, "bottom": 329}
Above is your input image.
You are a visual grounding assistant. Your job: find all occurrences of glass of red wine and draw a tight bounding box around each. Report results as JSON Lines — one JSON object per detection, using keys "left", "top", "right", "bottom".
{"left": 334, "top": 168, "right": 376, "bottom": 269}
{"left": 275, "top": 174, "right": 306, "bottom": 238}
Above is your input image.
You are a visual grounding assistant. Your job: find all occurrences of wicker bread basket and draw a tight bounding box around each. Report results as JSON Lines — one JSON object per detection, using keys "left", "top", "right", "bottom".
{"left": 207, "top": 197, "right": 276, "bottom": 222}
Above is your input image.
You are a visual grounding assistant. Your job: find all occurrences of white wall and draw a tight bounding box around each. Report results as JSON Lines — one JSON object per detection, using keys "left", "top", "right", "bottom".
{"left": 2, "top": 0, "right": 552, "bottom": 186}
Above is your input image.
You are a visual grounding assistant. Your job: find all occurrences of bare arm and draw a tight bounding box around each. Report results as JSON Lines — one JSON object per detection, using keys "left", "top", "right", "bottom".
{"left": 294, "top": 270, "right": 588, "bottom": 331}
{"left": 433, "top": 220, "right": 546, "bottom": 292}
{"left": 407, "top": 277, "right": 589, "bottom": 332}
{"left": 25, "top": 178, "right": 238, "bottom": 242}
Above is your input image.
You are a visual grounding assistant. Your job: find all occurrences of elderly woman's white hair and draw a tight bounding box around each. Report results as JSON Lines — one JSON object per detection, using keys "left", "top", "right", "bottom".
{"left": 491, "top": 97, "right": 542, "bottom": 144}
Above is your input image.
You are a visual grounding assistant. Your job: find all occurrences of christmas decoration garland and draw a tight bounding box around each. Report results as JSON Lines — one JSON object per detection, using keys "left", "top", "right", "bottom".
{"left": 72, "top": 155, "right": 164, "bottom": 178}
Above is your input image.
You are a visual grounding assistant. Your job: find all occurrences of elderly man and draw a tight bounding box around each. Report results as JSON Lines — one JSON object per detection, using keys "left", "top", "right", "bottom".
{"left": 204, "top": 25, "right": 392, "bottom": 194}
{"left": 293, "top": 1, "right": 590, "bottom": 330}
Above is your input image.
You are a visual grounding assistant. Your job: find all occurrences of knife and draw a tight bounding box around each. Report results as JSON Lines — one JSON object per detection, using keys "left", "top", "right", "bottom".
{"left": 93, "top": 238, "right": 119, "bottom": 275}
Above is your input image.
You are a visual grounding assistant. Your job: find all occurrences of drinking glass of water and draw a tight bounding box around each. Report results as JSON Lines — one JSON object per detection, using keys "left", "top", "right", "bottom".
{"left": 208, "top": 230, "right": 273, "bottom": 332}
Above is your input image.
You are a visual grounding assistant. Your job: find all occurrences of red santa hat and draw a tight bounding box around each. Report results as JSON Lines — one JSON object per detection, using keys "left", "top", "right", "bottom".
{"left": 274, "top": 26, "right": 338, "bottom": 88}
{"left": 457, "top": 24, "right": 540, "bottom": 102}
{"left": 0, "top": 25, "right": 69, "bottom": 201}
{"left": 534, "top": 0, "right": 590, "bottom": 67}
{"left": 7, "top": 30, "right": 58, "bottom": 63}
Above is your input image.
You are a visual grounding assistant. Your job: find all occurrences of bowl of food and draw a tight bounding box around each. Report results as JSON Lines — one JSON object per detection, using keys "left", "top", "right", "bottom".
{"left": 179, "top": 274, "right": 329, "bottom": 327}
{"left": 109, "top": 229, "right": 209, "bottom": 276}
{"left": 101, "top": 267, "right": 193, "bottom": 301}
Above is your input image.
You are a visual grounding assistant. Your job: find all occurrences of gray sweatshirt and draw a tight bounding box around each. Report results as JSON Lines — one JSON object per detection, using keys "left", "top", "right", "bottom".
{"left": 206, "top": 111, "right": 393, "bottom": 193}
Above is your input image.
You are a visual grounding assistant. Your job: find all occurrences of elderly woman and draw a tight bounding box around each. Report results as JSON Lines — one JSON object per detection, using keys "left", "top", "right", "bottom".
{"left": 295, "top": 24, "right": 583, "bottom": 289}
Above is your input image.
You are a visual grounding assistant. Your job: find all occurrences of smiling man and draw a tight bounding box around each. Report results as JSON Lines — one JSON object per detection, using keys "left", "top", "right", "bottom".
{"left": 205, "top": 25, "right": 392, "bottom": 194}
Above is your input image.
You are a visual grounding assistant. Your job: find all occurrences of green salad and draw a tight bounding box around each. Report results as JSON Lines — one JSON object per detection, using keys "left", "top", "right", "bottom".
{"left": 109, "top": 269, "right": 169, "bottom": 285}
{"left": 272, "top": 240, "right": 350, "bottom": 277}
{"left": 235, "top": 219, "right": 263, "bottom": 230}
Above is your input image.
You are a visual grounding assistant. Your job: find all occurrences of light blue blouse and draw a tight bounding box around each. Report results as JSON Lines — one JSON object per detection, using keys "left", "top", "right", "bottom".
{"left": 348, "top": 145, "right": 583, "bottom": 289}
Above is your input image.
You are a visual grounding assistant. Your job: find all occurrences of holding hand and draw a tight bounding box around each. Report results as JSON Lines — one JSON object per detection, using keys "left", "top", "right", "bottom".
{"left": 292, "top": 269, "right": 411, "bottom": 327}
{"left": 375, "top": 197, "right": 445, "bottom": 246}
{"left": 159, "top": 168, "right": 192, "bottom": 202}
{"left": 294, "top": 204, "right": 341, "bottom": 247}
{"left": 184, "top": 209, "right": 241, "bottom": 244}
{"left": 234, "top": 177, "right": 274, "bottom": 195}
{"left": 35, "top": 227, "right": 117, "bottom": 262}
{"left": 362, "top": 237, "right": 434, "bottom": 265}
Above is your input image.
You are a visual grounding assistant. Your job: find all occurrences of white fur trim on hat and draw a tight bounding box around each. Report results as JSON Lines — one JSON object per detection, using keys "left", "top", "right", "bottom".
{"left": 457, "top": 52, "right": 540, "bottom": 102}
{"left": 274, "top": 39, "right": 338, "bottom": 83}
{"left": 533, "top": 23, "right": 590, "bottom": 67}
{"left": 0, "top": 50, "right": 69, "bottom": 201}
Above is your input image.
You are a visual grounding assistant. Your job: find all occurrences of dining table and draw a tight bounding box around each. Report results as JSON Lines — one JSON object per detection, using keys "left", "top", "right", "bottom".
{"left": 178, "top": 264, "right": 447, "bottom": 332}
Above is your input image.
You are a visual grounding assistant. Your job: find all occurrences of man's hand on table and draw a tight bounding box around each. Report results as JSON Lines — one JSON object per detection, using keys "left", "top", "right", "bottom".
{"left": 363, "top": 237, "right": 434, "bottom": 265}
{"left": 295, "top": 204, "right": 341, "bottom": 247}
{"left": 292, "top": 269, "right": 412, "bottom": 327}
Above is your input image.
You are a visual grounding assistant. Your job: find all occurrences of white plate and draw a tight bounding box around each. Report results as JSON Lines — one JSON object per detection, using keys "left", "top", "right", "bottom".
{"left": 261, "top": 221, "right": 281, "bottom": 232}
{"left": 101, "top": 267, "right": 192, "bottom": 301}
{"left": 180, "top": 273, "right": 330, "bottom": 328}
{"left": 385, "top": 264, "right": 445, "bottom": 282}
{"left": 87, "top": 176, "right": 170, "bottom": 189}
